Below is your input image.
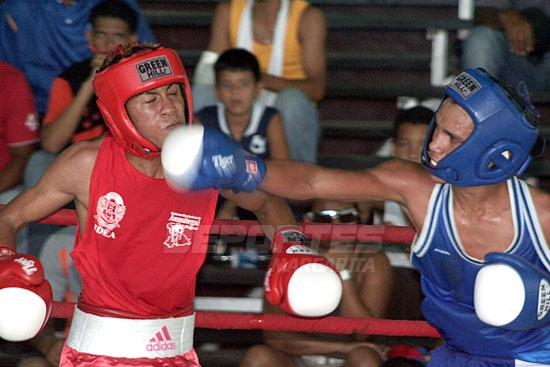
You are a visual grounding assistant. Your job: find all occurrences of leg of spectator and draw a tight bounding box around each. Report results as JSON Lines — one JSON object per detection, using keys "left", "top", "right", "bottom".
{"left": 461, "top": 26, "right": 508, "bottom": 78}
{"left": 22, "top": 149, "right": 62, "bottom": 257}
{"left": 274, "top": 89, "right": 320, "bottom": 163}
{"left": 23, "top": 150, "right": 57, "bottom": 189}
{"left": 240, "top": 344, "right": 297, "bottom": 367}
{"left": 0, "top": 186, "right": 29, "bottom": 254}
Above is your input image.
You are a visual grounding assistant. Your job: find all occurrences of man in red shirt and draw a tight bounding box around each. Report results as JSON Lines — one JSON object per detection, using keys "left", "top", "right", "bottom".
{"left": 0, "top": 61, "right": 39, "bottom": 204}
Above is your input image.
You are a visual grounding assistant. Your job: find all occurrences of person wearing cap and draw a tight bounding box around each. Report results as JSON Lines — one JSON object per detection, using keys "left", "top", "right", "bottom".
{"left": 165, "top": 67, "right": 550, "bottom": 365}
{"left": 0, "top": 44, "right": 343, "bottom": 366}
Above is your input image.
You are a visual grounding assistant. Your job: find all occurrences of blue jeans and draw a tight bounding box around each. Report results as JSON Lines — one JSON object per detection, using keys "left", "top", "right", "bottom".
{"left": 23, "top": 149, "right": 64, "bottom": 257}
{"left": 429, "top": 344, "right": 550, "bottom": 367}
{"left": 461, "top": 26, "right": 550, "bottom": 92}
{"left": 0, "top": 186, "right": 28, "bottom": 253}
{"left": 192, "top": 84, "right": 320, "bottom": 163}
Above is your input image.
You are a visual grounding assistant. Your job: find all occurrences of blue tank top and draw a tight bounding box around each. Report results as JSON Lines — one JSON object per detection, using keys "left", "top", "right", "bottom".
{"left": 197, "top": 102, "right": 276, "bottom": 160}
{"left": 411, "top": 177, "right": 550, "bottom": 362}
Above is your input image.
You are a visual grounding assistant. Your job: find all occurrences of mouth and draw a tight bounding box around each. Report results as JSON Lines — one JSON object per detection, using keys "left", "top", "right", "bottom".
{"left": 426, "top": 152, "right": 438, "bottom": 168}
{"left": 165, "top": 122, "right": 183, "bottom": 130}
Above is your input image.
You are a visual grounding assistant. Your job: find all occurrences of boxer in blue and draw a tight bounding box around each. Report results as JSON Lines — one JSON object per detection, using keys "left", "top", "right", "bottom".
{"left": 163, "top": 68, "right": 550, "bottom": 366}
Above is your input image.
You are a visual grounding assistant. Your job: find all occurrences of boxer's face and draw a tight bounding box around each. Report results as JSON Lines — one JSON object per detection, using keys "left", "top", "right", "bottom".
{"left": 126, "top": 83, "right": 186, "bottom": 149}
{"left": 424, "top": 98, "right": 474, "bottom": 173}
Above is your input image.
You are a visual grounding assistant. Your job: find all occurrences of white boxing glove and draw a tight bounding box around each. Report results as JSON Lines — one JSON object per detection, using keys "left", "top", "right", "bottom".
{"left": 474, "top": 252, "right": 550, "bottom": 330}
{"left": 0, "top": 245, "right": 53, "bottom": 341}
{"left": 264, "top": 228, "right": 343, "bottom": 317}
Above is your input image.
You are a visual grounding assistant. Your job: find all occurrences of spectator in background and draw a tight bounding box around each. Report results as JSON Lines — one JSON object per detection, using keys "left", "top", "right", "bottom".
{"left": 40, "top": 0, "right": 140, "bottom": 156}
{"left": 195, "top": 48, "right": 290, "bottom": 220}
{"left": 192, "top": 0, "right": 326, "bottom": 163}
{"left": 0, "top": 0, "right": 155, "bottom": 119}
{"left": 0, "top": 61, "right": 40, "bottom": 254}
{"left": 240, "top": 199, "right": 392, "bottom": 367}
{"left": 461, "top": 0, "right": 550, "bottom": 91}
{"left": 0, "top": 61, "right": 40, "bottom": 205}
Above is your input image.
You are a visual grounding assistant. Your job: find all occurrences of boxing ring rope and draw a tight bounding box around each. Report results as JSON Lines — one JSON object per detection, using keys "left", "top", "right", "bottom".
{"left": 51, "top": 302, "right": 440, "bottom": 338}
{"left": 6, "top": 206, "right": 439, "bottom": 338}
{"left": 35, "top": 206, "right": 417, "bottom": 243}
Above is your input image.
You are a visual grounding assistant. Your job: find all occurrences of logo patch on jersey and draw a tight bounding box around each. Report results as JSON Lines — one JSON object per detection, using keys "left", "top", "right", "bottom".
{"left": 25, "top": 112, "right": 39, "bottom": 132}
{"left": 94, "top": 192, "right": 126, "bottom": 239}
{"left": 449, "top": 72, "right": 481, "bottom": 99}
{"left": 135, "top": 56, "right": 173, "bottom": 83}
{"left": 249, "top": 135, "right": 267, "bottom": 155}
{"left": 163, "top": 212, "right": 201, "bottom": 248}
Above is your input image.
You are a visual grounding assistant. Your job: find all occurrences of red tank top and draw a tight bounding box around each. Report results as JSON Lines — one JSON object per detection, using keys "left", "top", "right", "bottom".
{"left": 71, "top": 136, "right": 218, "bottom": 317}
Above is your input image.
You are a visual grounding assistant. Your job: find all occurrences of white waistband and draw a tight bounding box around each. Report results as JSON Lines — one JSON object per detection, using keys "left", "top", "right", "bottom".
{"left": 66, "top": 307, "right": 194, "bottom": 358}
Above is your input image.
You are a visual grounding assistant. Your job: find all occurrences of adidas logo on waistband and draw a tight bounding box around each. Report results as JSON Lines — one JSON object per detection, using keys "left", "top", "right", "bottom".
{"left": 146, "top": 325, "right": 177, "bottom": 352}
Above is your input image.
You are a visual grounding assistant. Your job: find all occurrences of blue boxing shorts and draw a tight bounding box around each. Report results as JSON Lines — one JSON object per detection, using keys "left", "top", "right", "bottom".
{"left": 429, "top": 345, "right": 550, "bottom": 367}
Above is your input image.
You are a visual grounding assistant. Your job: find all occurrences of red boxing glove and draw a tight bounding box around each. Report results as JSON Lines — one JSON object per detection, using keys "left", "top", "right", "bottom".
{"left": 0, "top": 245, "right": 53, "bottom": 341}
{"left": 264, "top": 228, "right": 342, "bottom": 317}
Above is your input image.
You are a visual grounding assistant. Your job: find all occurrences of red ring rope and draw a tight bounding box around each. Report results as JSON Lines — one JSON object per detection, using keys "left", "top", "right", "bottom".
{"left": 51, "top": 301, "right": 440, "bottom": 338}
{"left": 0, "top": 205, "right": 415, "bottom": 243}
{"left": 1, "top": 205, "right": 432, "bottom": 338}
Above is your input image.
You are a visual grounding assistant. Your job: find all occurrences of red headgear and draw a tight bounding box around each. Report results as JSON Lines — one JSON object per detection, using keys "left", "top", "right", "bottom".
{"left": 93, "top": 46, "right": 193, "bottom": 159}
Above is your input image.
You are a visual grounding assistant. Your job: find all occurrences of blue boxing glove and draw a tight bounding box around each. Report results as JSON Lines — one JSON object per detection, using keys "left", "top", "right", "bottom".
{"left": 161, "top": 125, "right": 266, "bottom": 192}
{"left": 474, "top": 252, "right": 550, "bottom": 330}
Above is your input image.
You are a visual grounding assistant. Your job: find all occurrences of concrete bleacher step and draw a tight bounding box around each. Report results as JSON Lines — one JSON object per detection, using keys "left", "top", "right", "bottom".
{"left": 172, "top": 49, "right": 439, "bottom": 72}
{"left": 142, "top": 8, "right": 471, "bottom": 31}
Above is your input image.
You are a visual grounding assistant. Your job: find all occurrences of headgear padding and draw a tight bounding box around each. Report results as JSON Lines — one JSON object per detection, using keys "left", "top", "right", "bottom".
{"left": 93, "top": 46, "right": 193, "bottom": 159}
{"left": 421, "top": 68, "right": 544, "bottom": 186}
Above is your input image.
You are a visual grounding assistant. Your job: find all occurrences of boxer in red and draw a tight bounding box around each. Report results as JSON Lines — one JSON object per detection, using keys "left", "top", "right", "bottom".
{"left": 0, "top": 44, "right": 342, "bottom": 366}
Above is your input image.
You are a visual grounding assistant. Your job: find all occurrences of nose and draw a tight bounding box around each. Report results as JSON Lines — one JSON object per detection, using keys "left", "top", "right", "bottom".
{"left": 427, "top": 128, "right": 444, "bottom": 156}
{"left": 160, "top": 95, "right": 177, "bottom": 115}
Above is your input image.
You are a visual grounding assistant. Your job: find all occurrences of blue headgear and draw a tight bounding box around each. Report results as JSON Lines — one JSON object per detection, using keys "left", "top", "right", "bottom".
{"left": 421, "top": 68, "right": 544, "bottom": 186}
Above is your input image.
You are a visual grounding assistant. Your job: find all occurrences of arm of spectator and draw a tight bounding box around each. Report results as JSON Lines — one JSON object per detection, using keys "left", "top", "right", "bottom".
{"left": 475, "top": 7, "right": 535, "bottom": 56}
{"left": 26, "top": 319, "right": 64, "bottom": 366}
{"left": 207, "top": 2, "right": 232, "bottom": 54}
{"left": 260, "top": 5, "right": 327, "bottom": 102}
{"left": 356, "top": 200, "right": 384, "bottom": 224}
{"left": 0, "top": 143, "right": 38, "bottom": 193}
{"left": 266, "top": 113, "right": 291, "bottom": 160}
{"left": 498, "top": 9, "right": 534, "bottom": 55}
{"left": 41, "top": 54, "right": 105, "bottom": 154}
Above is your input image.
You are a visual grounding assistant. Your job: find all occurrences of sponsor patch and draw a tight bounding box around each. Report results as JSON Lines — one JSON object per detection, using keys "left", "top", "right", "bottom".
{"left": 135, "top": 56, "right": 173, "bottom": 83}
{"left": 163, "top": 212, "right": 201, "bottom": 248}
{"left": 449, "top": 72, "right": 481, "bottom": 99}
{"left": 246, "top": 160, "right": 258, "bottom": 174}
